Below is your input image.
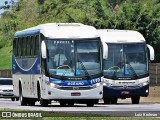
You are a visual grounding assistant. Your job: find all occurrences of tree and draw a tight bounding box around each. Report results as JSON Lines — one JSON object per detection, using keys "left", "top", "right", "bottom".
{"left": 38, "top": 0, "right": 45, "bottom": 5}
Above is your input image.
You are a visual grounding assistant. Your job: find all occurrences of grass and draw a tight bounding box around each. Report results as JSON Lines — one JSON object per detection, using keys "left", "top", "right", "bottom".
{"left": 0, "top": 46, "right": 12, "bottom": 70}
{"left": 42, "top": 118, "right": 160, "bottom": 120}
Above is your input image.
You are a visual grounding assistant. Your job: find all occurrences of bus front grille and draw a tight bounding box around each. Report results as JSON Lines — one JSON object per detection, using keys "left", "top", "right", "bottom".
{"left": 57, "top": 86, "right": 93, "bottom": 90}
{"left": 110, "top": 86, "right": 140, "bottom": 88}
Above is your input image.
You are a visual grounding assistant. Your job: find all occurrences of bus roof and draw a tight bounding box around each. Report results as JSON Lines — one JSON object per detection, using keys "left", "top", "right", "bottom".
{"left": 98, "top": 29, "right": 146, "bottom": 43}
{"left": 14, "top": 23, "right": 99, "bottom": 39}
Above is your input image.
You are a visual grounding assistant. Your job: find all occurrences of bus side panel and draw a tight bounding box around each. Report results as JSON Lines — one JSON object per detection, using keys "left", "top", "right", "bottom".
{"left": 12, "top": 74, "right": 30, "bottom": 97}
{"left": 12, "top": 74, "right": 20, "bottom": 97}
{"left": 12, "top": 55, "right": 41, "bottom": 98}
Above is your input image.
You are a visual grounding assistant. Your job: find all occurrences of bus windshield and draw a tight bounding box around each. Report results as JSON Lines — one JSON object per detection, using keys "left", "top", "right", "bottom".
{"left": 0, "top": 79, "right": 12, "bottom": 85}
{"left": 46, "top": 39, "right": 101, "bottom": 78}
{"left": 103, "top": 43, "right": 148, "bottom": 79}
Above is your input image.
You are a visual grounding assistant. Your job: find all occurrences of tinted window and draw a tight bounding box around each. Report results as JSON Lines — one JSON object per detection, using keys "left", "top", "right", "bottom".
{"left": 103, "top": 43, "right": 148, "bottom": 78}
{"left": 0, "top": 79, "right": 12, "bottom": 85}
{"left": 35, "top": 35, "right": 39, "bottom": 55}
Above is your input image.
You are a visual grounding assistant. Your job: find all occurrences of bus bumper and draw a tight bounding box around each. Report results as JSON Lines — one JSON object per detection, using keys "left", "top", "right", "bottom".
{"left": 103, "top": 85, "right": 149, "bottom": 99}
{"left": 44, "top": 85, "right": 103, "bottom": 100}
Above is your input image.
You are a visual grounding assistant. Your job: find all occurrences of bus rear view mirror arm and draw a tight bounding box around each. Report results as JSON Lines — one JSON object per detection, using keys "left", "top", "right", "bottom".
{"left": 102, "top": 41, "right": 108, "bottom": 59}
{"left": 147, "top": 44, "right": 155, "bottom": 61}
{"left": 41, "top": 41, "right": 47, "bottom": 59}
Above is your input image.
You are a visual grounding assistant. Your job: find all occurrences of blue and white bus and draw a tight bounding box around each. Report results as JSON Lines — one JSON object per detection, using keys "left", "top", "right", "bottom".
{"left": 98, "top": 29, "right": 154, "bottom": 104}
{"left": 12, "top": 23, "right": 108, "bottom": 107}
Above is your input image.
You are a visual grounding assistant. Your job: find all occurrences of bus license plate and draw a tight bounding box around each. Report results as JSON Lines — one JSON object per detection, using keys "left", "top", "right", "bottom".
{"left": 71, "top": 92, "right": 81, "bottom": 96}
{"left": 121, "top": 91, "right": 129, "bottom": 94}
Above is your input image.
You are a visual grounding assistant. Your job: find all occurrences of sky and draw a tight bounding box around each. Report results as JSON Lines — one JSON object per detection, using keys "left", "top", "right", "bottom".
{"left": 0, "top": 0, "right": 18, "bottom": 14}
{"left": 0, "top": 0, "right": 9, "bottom": 14}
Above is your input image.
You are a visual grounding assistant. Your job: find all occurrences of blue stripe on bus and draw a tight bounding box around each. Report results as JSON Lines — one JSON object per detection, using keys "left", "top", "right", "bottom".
{"left": 12, "top": 55, "right": 41, "bottom": 74}
{"left": 49, "top": 77, "right": 102, "bottom": 86}
{"left": 14, "top": 29, "right": 40, "bottom": 37}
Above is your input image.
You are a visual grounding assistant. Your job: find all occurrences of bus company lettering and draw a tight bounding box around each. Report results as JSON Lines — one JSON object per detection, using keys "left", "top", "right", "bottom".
{"left": 67, "top": 82, "right": 84, "bottom": 86}
{"left": 91, "top": 78, "right": 101, "bottom": 84}
{"left": 54, "top": 41, "right": 70, "bottom": 44}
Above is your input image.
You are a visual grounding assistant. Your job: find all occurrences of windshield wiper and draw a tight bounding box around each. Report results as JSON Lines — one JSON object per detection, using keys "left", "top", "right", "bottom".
{"left": 126, "top": 62, "right": 138, "bottom": 78}
{"left": 77, "top": 59, "right": 91, "bottom": 80}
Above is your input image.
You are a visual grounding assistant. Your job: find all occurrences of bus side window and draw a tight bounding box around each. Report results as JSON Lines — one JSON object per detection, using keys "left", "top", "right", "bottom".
{"left": 33, "top": 36, "right": 37, "bottom": 56}
{"left": 26, "top": 36, "right": 31, "bottom": 56}
{"left": 17, "top": 38, "right": 19, "bottom": 57}
{"left": 21, "top": 37, "right": 24, "bottom": 57}
{"left": 18, "top": 38, "right": 22, "bottom": 57}
{"left": 30, "top": 36, "right": 34, "bottom": 56}
{"left": 13, "top": 38, "right": 17, "bottom": 57}
{"left": 32, "top": 36, "right": 35, "bottom": 56}
{"left": 20, "top": 38, "right": 23, "bottom": 57}
{"left": 16, "top": 38, "right": 19, "bottom": 57}
{"left": 23, "top": 37, "right": 27, "bottom": 57}
{"left": 35, "top": 35, "right": 39, "bottom": 56}
{"left": 29, "top": 36, "right": 32, "bottom": 56}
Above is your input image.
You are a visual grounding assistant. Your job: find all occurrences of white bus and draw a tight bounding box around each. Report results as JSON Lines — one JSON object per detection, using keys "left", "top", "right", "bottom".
{"left": 12, "top": 23, "right": 108, "bottom": 107}
{"left": 98, "top": 29, "right": 154, "bottom": 104}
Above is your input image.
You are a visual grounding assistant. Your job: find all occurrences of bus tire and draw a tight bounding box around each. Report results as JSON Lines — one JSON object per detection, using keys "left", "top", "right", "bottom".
{"left": 103, "top": 98, "right": 111, "bottom": 104}
{"left": 68, "top": 101, "right": 74, "bottom": 107}
{"left": 40, "top": 99, "right": 48, "bottom": 107}
{"left": 111, "top": 98, "right": 118, "bottom": 104}
{"left": 87, "top": 102, "right": 94, "bottom": 107}
{"left": 37, "top": 84, "right": 48, "bottom": 107}
{"left": 19, "top": 83, "right": 27, "bottom": 106}
{"left": 16, "top": 97, "right": 19, "bottom": 101}
{"left": 28, "top": 99, "right": 35, "bottom": 106}
{"left": 60, "top": 101, "right": 67, "bottom": 107}
{"left": 131, "top": 97, "right": 140, "bottom": 104}
{"left": 11, "top": 98, "right": 15, "bottom": 101}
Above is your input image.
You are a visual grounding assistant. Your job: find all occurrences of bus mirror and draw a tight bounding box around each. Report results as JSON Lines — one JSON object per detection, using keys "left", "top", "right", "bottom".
{"left": 147, "top": 44, "right": 155, "bottom": 61}
{"left": 102, "top": 41, "right": 108, "bottom": 59}
{"left": 41, "top": 41, "right": 47, "bottom": 59}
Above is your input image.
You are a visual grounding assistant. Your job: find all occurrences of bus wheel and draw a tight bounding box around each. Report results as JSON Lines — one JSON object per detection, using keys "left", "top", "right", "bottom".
{"left": 103, "top": 98, "right": 111, "bottom": 104}
{"left": 87, "top": 102, "right": 94, "bottom": 107}
{"left": 16, "top": 97, "right": 19, "bottom": 101}
{"left": 40, "top": 99, "right": 48, "bottom": 107}
{"left": 38, "top": 86, "right": 48, "bottom": 107}
{"left": 131, "top": 97, "right": 140, "bottom": 104}
{"left": 28, "top": 99, "right": 35, "bottom": 106}
{"left": 11, "top": 98, "right": 15, "bottom": 101}
{"left": 68, "top": 102, "right": 74, "bottom": 107}
{"left": 19, "top": 84, "right": 27, "bottom": 106}
{"left": 60, "top": 101, "right": 67, "bottom": 107}
{"left": 111, "top": 98, "right": 118, "bottom": 104}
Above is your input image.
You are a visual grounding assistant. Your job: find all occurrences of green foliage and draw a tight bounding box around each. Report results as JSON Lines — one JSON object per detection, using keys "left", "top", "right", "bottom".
{"left": 0, "top": 0, "right": 159, "bottom": 69}
{"left": 0, "top": 46, "right": 12, "bottom": 69}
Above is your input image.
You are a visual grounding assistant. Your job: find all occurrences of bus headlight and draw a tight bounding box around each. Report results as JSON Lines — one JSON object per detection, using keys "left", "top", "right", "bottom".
{"left": 92, "top": 82, "right": 103, "bottom": 88}
{"left": 96, "top": 83, "right": 101, "bottom": 87}
{"left": 48, "top": 82, "right": 60, "bottom": 88}
{"left": 103, "top": 82, "right": 112, "bottom": 86}
{"left": 143, "top": 81, "right": 149, "bottom": 86}
{"left": 49, "top": 82, "right": 56, "bottom": 87}
{"left": 103, "top": 80, "right": 112, "bottom": 86}
{"left": 139, "top": 81, "right": 149, "bottom": 87}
